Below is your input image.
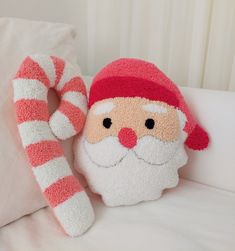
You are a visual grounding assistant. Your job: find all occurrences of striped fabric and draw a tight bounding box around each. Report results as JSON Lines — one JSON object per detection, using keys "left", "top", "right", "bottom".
{"left": 13, "top": 55, "right": 94, "bottom": 237}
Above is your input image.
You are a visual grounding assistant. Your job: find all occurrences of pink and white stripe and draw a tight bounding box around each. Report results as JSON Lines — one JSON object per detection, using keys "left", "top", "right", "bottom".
{"left": 13, "top": 55, "right": 94, "bottom": 236}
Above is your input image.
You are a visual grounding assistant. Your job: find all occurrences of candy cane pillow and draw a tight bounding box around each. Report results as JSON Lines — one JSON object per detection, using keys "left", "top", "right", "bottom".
{"left": 13, "top": 55, "right": 94, "bottom": 236}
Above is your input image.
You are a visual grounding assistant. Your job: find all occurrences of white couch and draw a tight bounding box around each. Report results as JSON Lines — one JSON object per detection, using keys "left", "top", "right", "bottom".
{"left": 0, "top": 76, "right": 235, "bottom": 251}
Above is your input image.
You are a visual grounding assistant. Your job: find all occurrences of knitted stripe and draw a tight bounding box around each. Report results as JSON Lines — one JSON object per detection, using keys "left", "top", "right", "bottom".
{"left": 13, "top": 55, "right": 94, "bottom": 236}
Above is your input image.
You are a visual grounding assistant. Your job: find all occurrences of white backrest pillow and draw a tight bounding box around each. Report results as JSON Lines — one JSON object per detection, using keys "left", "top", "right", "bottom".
{"left": 0, "top": 17, "right": 79, "bottom": 227}
{"left": 180, "top": 87, "right": 235, "bottom": 193}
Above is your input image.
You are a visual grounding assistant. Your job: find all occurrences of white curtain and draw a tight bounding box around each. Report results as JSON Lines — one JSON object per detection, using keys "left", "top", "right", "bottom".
{"left": 76, "top": 0, "right": 235, "bottom": 91}
{"left": 0, "top": 0, "right": 235, "bottom": 91}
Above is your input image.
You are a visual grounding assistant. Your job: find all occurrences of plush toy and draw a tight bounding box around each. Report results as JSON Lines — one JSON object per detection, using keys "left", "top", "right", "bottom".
{"left": 13, "top": 55, "right": 94, "bottom": 237}
{"left": 14, "top": 56, "right": 209, "bottom": 237}
{"left": 74, "top": 58, "right": 209, "bottom": 207}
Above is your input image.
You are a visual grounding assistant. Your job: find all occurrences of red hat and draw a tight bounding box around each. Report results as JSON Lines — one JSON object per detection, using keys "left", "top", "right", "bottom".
{"left": 89, "top": 58, "right": 209, "bottom": 150}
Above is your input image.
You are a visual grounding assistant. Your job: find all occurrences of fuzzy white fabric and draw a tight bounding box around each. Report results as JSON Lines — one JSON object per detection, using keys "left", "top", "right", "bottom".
{"left": 62, "top": 92, "right": 87, "bottom": 114}
{"left": 74, "top": 130, "right": 188, "bottom": 206}
{"left": 30, "top": 54, "right": 56, "bottom": 86}
{"left": 13, "top": 79, "right": 48, "bottom": 102}
{"left": 56, "top": 61, "right": 81, "bottom": 91}
{"left": 18, "top": 121, "right": 56, "bottom": 147}
{"left": 93, "top": 102, "right": 115, "bottom": 115}
{"left": 53, "top": 191, "right": 95, "bottom": 237}
{"left": 49, "top": 111, "right": 77, "bottom": 140}
{"left": 32, "top": 157, "right": 73, "bottom": 191}
{"left": 142, "top": 103, "right": 168, "bottom": 113}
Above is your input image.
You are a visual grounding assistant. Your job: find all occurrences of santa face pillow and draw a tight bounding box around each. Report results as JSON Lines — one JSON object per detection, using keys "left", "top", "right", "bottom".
{"left": 74, "top": 58, "right": 209, "bottom": 207}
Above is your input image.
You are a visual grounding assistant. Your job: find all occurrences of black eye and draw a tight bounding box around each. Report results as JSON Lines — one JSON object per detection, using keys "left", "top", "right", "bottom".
{"left": 145, "top": 118, "right": 155, "bottom": 129}
{"left": 103, "top": 118, "right": 112, "bottom": 129}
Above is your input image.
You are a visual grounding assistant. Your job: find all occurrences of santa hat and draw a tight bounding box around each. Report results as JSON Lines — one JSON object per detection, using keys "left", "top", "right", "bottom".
{"left": 89, "top": 58, "right": 209, "bottom": 150}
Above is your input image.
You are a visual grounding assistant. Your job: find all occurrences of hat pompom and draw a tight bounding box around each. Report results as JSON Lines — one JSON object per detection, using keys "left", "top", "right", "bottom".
{"left": 185, "top": 125, "right": 209, "bottom": 150}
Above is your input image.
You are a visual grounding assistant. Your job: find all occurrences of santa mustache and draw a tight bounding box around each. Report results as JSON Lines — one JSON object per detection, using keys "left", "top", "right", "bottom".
{"left": 82, "top": 135, "right": 183, "bottom": 168}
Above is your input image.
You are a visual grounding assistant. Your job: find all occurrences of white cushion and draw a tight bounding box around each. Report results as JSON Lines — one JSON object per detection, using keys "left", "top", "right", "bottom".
{"left": 0, "top": 179, "right": 234, "bottom": 251}
{"left": 180, "top": 87, "right": 235, "bottom": 192}
{"left": 0, "top": 17, "right": 78, "bottom": 227}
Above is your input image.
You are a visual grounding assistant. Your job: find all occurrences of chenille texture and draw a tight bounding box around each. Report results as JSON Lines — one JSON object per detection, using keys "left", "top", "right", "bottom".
{"left": 13, "top": 54, "right": 94, "bottom": 237}
{"left": 74, "top": 58, "right": 210, "bottom": 207}
{"left": 89, "top": 58, "right": 209, "bottom": 150}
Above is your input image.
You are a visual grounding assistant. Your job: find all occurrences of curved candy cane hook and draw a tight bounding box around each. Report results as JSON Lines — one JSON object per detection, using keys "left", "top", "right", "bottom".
{"left": 13, "top": 55, "right": 94, "bottom": 236}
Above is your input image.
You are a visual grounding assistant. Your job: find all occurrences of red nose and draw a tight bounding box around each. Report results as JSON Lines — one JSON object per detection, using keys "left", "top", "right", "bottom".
{"left": 118, "top": 128, "right": 137, "bottom": 149}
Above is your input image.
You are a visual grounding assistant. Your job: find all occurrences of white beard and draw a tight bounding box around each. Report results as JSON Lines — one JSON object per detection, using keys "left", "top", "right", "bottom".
{"left": 74, "top": 134, "right": 188, "bottom": 207}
